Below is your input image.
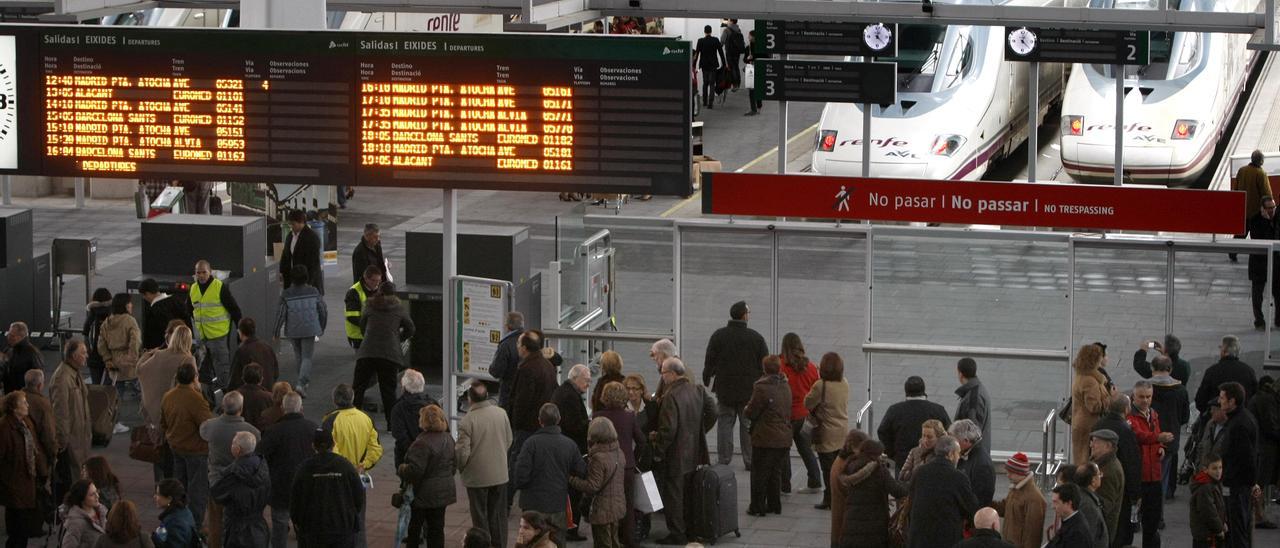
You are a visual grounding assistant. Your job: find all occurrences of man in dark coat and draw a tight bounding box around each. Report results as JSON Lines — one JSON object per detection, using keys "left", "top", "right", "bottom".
{"left": 139, "top": 278, "right": 192, "bottom": 350}
{"left": 653, "top": 358, "right": 717, "bottom": 545}
{"left": 1218, "top": 381, "right": 1260, "bottom": 548}
{"left": 1092, "top": 394, "right": 1141, "bottom": 545}
{"left": 1047, "top": 484, "right": 1096, "bottom": 548}
{"left": 290, "top": 428, "right": 364, "bottom": 548}
{"left": 389, "top": 369, "right": 437, "bottom": 467}
{"left": 228, "top": 318, "right": 278, "bottom": 392}
{"left": 956, "top": 508, "right": 1016, "bottom": 548}
{"left": 1194, "top": 335, "right": 1258, "bottom": 413}
{"left": 1248, "top": 376, "right": 1280, "bottom": 526}
{"left": 257, "top": 392, "right": 317, "bottom": 548}
{"left": 507, "top": 331, "right": 557, "bottom": 505}
{"left": 235, "top": 364, "right": 275, "bottom": 431}
{"left": 350, "top": 223, "right": 386, "bottom": 284}
{"left": 1247, "top": 195, "right": 1280, "bottom": 329}
{"left": 1132, "top": 334, "right": 1191, "bottom": 386}
{"left": 951, "top": 419, "right": 996, "bottom": 506}
{"left": 3, "top": 322, "right": 44, "bottom": 393}
{"left": 877, "top": 375, "right": 950, "bottom": 469}
{"left": 514, "top": 403, "right": 587, "bottom": 548}
{"left": 280, "top": 209, "right": 324, "bottom": 294}
{"left": 211, "top": 431, "right": 271, "bottom": 548}
{"left": 954, "top": 357, "right": 992, "bottom": 454}
{"left": 552, "top": 364, "right": 591, "bottom": 455}
{"left": 21, "top": 370, "right": 57, "bottom": 476}
{"left": 907, "top": 435, "right": 979, "bottom": 548}
{"left": 702, "top": 301, "right": 768, "bottom": 470}
{"left": 487, "top": 312, "right": 525, "bottom": 409}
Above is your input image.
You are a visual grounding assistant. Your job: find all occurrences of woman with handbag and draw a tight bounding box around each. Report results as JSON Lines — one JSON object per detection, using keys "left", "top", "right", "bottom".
{"left": 804, "top": 352, "right": 850, "bottom": 510}
{"left": 830, "top": 430, "right": 870, "bottom": 546}
{"left": 779, "top": 333, "right": 823, "bottom": 494}
{"left": 837, "top": 439, "right": 907, "bottom": 548}
{"left": 1070, "top": 344, "right": 1113, "bottom": 463}
{"left": 98, "top": 293, "right": 143, "bottom": 402}
{"left": 397, "top": 404, "right": 456, "bottom": 548}
{"left": 0, "top": 391, "right": 46, "bottom": 548}
{"left": 568, "top": 418, "right": 627, "bottom": 548}
{"left": 744, "top": 355, "right": 793, "bottom": 516}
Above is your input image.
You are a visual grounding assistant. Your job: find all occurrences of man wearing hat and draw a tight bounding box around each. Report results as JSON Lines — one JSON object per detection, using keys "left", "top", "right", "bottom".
{"left": 1089, "top": 428, "right": 1126, "bottom": 546}
{"left": 993, "top": 452, "right": 1045, "bottom": 548}
{"left": 289, "top": 427, "right": 365, "bottom": 548}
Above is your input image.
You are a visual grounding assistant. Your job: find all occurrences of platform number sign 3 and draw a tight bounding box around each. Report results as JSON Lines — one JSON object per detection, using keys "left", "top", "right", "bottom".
{"left": 0, "top": 35, "right": 16, "bottom": 169}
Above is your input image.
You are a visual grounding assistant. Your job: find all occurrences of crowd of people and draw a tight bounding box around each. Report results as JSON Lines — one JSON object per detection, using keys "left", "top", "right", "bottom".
{"left": 3, "top": 231, "right": 1280, "bottom": 548}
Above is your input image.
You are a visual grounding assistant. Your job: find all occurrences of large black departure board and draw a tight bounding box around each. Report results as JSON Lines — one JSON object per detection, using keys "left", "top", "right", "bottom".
{"left": 0, "top": 25, "right": 694, "bottom": 195}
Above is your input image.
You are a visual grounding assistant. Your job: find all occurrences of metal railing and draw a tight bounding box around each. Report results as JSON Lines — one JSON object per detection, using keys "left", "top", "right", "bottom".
{"left": 1037, "top": 407, "right": 1062, "bottom": 491}
{"left": 855, "top": 400, "right": 874, "bottom": 434}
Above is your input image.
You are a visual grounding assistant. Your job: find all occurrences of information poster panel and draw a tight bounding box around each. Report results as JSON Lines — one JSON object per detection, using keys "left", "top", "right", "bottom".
{"left": 453, "top": 275, "right": 512, "bottom": 379}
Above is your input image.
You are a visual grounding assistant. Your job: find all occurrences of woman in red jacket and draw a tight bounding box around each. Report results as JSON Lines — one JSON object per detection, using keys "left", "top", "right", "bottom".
{"left": 779, "top": 333, "right": 823, "bottom": 493}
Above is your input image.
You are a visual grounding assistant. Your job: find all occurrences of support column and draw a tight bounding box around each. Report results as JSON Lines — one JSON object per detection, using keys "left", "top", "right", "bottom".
{"left": 443, "top": 189, "right": 458, "bottom": 420}
{"left": 240, "top": 0, "right": 327, "bottom": 30}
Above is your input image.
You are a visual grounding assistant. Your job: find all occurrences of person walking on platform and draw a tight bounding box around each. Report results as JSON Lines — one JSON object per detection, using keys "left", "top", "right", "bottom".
{"left": 954, "top": 357, "right": 992, "bottom": 455}
{"left": 275, "top": 265, "right": 327, "bottom": 399}
{"left": 1232, "top": 149, "right": 1271, "bottom": 262}
{"left": 1246, "top": 196, "right": 1280, "bottom": 329}
{"left": 693, "top": 25, "right": 726, "bottom": 110}
{"left": 744, "top": 355, "right": 791, "bottom": 517}
{"left": 344, "top": 266, "right": 383, "bottom": 351}
{"left": 189, "top": 260, "right": 243, "bottom": 392}
{"left": 651, "top": 358, "right": 716, "bottom": 545}
{"left": 83, "top": 289, "right": 113, "bottom": 385}
{"left": 51, "top": 340, "right": 92, "bottom": 503}
{"left": 350, "top": 223, "right": 387, "bottom": 284}
{"left": 280, "top": 209, "right": 324, "bottom": 294}
{"left": 99, "top": 293, "right": 143, "bottom": 407}
{"left": 719, "top": 19, "right": 744, "bottom": 90}
{"left": 744, "top": 30, "right": 764, "bottom": 116}
{"left": 703, "top": 301, "right": 768, "bottom": 471}
{"left": 354, "top": 281, "right": 414, "bottom": 430}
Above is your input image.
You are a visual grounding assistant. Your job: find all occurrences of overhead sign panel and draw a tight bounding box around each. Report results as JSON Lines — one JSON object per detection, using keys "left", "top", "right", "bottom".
{"left": 756, "top": 60, "right": 896, "bottom": 105}
{"left": 757, "top": 20, "right": 897, "bottom": 57}
{"left": 1004, "top": 27, "right": 1151, "bottom": 65}
{"left": 702, "top": 172, "right": 1244, "bottom": 234}
{"left": 0, "top": 25, "right": 693, "bottom": 195}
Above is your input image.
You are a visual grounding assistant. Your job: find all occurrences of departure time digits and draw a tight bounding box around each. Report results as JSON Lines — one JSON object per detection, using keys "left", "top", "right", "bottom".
{"left": 43, "top": 74, "right": 254, "bottom": 172}
{"left": 358, "top": 82, "right": 575, "bottom": 171}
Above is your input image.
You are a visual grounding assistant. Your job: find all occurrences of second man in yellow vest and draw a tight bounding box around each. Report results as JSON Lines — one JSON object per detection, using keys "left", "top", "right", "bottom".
{"left": 189, "top": 259, "right": 243, "bottom": 391}
{"left": 344, "top": 265, "right": 383, "bottom": 350}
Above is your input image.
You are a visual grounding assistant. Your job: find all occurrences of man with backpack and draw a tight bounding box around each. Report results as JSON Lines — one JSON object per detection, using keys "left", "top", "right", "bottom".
{"left": 720, "top": 19, "right": 746, "bottom": 90}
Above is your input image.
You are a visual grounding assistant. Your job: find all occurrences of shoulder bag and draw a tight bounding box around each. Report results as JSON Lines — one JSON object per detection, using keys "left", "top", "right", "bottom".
{"left": 801, "top": 380, "right": 826, "bottom": 439}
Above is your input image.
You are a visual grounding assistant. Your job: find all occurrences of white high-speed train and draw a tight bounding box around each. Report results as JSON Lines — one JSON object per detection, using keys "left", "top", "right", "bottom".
{"left": 1060, "top": 0, "right": 1255, "bottom": 185}
{"left": 811, "top": 0, "right": 1067, "bottom": 180}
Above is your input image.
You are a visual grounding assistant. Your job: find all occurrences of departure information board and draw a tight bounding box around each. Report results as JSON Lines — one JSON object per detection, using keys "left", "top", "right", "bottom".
{"left": 0, "top": 25, "right": 693, "bottom": 195}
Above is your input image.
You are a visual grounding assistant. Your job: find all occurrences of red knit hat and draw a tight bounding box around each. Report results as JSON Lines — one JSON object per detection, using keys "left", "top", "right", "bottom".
{"left": 1006, "top": 452, "right": 1031, "bottom": 476}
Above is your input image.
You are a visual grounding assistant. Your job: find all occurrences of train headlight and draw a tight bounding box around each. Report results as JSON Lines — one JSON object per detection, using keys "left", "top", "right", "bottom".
{"left": 1171, "top": 120, "right": 1198, "bottom": 140}
{"left": 931, "top": 134, "right": 966, "bottom": 157}
{"left": 1063, "top": 115, "right": 1084, "bottom": 136}
{"left": 818, "top": 130, "right": 838, "bottom": 152}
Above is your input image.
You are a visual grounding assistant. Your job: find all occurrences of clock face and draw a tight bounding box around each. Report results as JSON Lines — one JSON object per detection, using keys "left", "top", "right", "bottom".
{"left": 863, "top": 23, "right": 893, "bottom": 53}
{"left": 0, "top": 35, "right": 15, "bottom": 170}
{"left": 1008, "top": 28, "right": 1037, "bottom": 56}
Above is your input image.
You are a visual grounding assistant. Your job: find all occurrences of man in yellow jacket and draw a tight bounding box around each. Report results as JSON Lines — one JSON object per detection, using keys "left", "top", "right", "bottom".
{"left": 323, "top": 384, "right": 382, "bottom": 548}
{"left": 189, "top": 260, "right": 242, "bottom": 391}
{"left": 1233, "top": 149, "right": 1273, "bottom": 261}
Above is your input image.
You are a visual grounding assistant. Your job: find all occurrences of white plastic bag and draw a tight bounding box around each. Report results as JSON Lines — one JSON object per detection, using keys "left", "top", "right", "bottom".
{"left": 744, "top": 64, "right": 756, "bottom": 90}
{"left": 635, "top": 471, "right": 664, "bottom": 513}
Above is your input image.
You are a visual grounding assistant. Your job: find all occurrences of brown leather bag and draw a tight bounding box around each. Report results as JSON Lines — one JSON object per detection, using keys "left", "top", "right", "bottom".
{"left": 128, "top": 424, "right": 166, "bottom": 464}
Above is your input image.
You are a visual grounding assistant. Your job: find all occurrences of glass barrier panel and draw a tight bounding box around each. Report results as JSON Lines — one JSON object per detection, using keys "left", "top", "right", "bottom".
{"left": 777, "top": 233, "right": 869, "bottom": 397}
{"left": 679, "top": 229, "right": 776, "bottom": 378}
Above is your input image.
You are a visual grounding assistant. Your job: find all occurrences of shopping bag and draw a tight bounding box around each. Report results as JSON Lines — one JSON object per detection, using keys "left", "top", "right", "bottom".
{"left": 393, "top": 486, "right": 414, "bottom": 547}
{"left": 744, "top": 64, "right": 755, "bottom": 90}
{"left": 635, "top": 471, "right": 664, "bottom": 513}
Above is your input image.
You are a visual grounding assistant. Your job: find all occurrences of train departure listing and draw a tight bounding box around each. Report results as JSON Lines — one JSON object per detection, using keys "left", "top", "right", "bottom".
{"left": 0, "top": 26, "right": 692, "bottom": 195}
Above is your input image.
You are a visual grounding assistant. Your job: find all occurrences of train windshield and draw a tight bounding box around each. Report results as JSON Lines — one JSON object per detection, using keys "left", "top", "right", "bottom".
{"left": 881, "top": 25, "right": 973, "bottom": 93}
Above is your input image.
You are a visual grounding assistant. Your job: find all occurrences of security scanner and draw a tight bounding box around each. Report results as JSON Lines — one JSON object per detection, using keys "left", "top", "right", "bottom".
{"left": 0, "top": 208, "right": 52, "bottom": 337}
{"left": 400, "top": 223, "right": 538, "bottom": 386}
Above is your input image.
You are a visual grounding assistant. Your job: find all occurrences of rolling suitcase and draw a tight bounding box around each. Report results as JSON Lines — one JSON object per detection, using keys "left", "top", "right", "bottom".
{"left": 684, "top": 464, "right": 741, "bottom": 544}
{"left": 86, "top": 384, "right": 118, "bottom": 447}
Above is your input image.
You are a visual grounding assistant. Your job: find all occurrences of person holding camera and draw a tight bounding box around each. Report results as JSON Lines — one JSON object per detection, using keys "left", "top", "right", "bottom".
{"left": 1133, "top": 335, "right": 1190, "bottom": 386}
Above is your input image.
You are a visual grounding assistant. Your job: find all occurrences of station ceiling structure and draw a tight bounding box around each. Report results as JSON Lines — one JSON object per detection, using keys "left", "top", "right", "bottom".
{"left": 0, "top": 0, "right": 1271, "bottom": 40}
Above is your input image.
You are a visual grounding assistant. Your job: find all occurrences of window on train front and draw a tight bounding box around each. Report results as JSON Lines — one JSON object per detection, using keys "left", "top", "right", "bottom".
{"left": 885, "top": 25, "right": 946, "bottom": 93}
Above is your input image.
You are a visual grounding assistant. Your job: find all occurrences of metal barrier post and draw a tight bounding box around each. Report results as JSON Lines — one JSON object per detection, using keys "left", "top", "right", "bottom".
{"left": 1039, "top": 408, "right": 1058, "bottom": 489}
{"left": 856, "top": 400, "right": 874, "bottom": 434}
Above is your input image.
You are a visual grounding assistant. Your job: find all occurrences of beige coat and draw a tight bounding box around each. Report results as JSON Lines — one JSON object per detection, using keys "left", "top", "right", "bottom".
{"left": 803, "top": 378, "right": 850, "bottom": 453}
{"left": 455, "top": 399, "right": 513, "bottom": 488}
{"left": 1236, "top": 162, "right": 1273, "bottom": 221}
{"left": 138, "top": 348, "right": 196, "bottom": 426}
{"left": 994, "top": 475, "right": 1046, "bottom": 548}
{"left": 1071, "top": 368, "right": 1111, "bottom": 463}
{"left": 98, "top": 313, "right": 142, "bottom": 381}
{"left": 50, "top": 360, "right": 92, "bottom": 469}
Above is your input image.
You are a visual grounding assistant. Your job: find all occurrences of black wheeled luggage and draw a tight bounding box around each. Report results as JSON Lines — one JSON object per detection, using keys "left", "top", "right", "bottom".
{"left": 685, "top": 464, "right": 741, "bottom": 544}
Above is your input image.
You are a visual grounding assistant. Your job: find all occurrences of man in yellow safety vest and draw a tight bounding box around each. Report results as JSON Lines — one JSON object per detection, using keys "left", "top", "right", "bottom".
{"left": 344, "top": 265, "right": 383, "bottom": 349}
{"left": 189, "top": 260, "right": 242, "bottom": 390}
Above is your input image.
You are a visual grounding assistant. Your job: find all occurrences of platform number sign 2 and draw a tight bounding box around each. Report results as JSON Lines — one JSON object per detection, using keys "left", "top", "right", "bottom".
{"left": 0, "top": 35, "right": 17, "bottom": 170}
